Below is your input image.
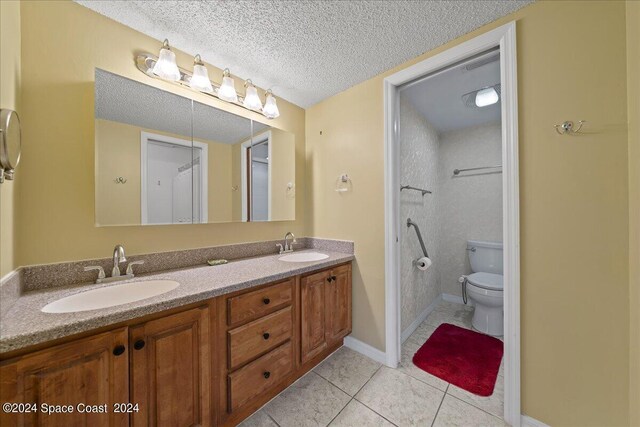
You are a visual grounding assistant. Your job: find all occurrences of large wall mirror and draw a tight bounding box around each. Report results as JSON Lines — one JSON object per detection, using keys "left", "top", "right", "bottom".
{"left": 95, "top": 69, "right": 295, "bottom": 226}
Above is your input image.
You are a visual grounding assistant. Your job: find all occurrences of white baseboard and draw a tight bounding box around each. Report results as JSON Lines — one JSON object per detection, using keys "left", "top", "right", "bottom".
{"left": 442, "top": 292, "right": 473, "bottom": 306}
{"left": 343, "top": 336, "right": 387, "bottom": 365}
{"left": 521, "top": 415, "right": 550, "bottom": 427}
{"left": 400, "top": 295, "right": 442, "bottom": 343}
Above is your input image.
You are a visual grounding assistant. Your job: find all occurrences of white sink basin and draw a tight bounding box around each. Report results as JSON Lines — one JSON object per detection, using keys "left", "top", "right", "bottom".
{"left": 279, "top": 252, "right": 329, "bottom": 263}
{"left": 42, "top": 280, "right": 180, "bottom": 313}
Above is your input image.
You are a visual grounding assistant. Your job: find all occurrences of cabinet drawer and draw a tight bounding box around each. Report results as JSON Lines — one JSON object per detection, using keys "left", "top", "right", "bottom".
{"left": 228, "top": 306, "right": 293, "bottom": 370}
{"left": 227, "top": 279, "right": 294, "bottom": 326}
{"left": 228, "top": 341, "right": 293, "bottom": 412}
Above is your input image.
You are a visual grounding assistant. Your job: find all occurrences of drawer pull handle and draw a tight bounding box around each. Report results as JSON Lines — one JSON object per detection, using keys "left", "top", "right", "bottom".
{"left": 331, "top": 275, "right": 337, "bottom": 281}
{"left": 263, "top": 297, "right": 271, "bottom": 305}
{"left": 263, "top": 371, "right": 271, "bottom": 379}
{"left": 327, "top": 277, "right": 333, "bottom": 283}
{"left": 113, "top": 345, "right": 126, "bottom": 356}
{"left": 134, "top": 339, "right": 146, "bottom": 350}
{"left": 263, "top": 332, "right": 270, "bottom": 340}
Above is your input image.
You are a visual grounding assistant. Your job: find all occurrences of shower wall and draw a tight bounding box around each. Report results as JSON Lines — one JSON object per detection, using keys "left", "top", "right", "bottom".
{"left": 399, "top": 98, "right": 441, "bottom": 332}
{"left": 438, "top": 123, "right": 502, "bottom": 296}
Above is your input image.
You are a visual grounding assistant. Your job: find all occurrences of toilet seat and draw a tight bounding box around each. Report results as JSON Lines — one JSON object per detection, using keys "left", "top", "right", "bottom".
{"left": 467, "top": 272, "right": 503, "bottom": 291}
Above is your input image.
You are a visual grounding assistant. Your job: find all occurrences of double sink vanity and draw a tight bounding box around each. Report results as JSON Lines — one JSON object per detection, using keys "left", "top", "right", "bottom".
{"left": 0, "top": 238, "right": 353, "bottom": 426}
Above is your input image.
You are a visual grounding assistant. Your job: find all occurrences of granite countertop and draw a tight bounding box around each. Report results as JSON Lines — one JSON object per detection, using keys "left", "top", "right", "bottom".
{"left": 0, "top": 249, "right": 354, "bottom": 354}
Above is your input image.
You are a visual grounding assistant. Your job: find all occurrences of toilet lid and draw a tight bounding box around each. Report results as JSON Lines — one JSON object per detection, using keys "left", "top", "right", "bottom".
{"left": 467, "top": 272, "right": 503, "bottom": 291}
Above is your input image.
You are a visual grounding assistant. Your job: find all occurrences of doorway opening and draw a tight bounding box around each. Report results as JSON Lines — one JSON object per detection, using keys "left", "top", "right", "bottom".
{"left": 383, "top": 22, "right": 520, "bottom": 425}
{"left": 140, "top": 131, "right": 208, "bottom": 224}
{"left": 241, "top": 131, "right": 272, "bottom": 222}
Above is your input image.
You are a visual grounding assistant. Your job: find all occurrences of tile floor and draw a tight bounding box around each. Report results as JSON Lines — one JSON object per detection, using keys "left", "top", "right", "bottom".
{"left": 240, "top": 301, "right": 506, "bottom": 427}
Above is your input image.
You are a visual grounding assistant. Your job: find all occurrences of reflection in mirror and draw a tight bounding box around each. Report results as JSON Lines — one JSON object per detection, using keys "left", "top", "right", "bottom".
{"left": 95, "top": 69, "right": 195, "bottom": 226}
{"left": 95, "top": 68, "right": 295, "bottom": 226}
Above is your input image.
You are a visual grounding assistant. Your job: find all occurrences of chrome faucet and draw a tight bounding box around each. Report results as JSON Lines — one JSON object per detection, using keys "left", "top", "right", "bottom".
{"left": 277, "top": 232, "right": 297, "bottom": 254}
{"left": 83, "top": 244, "right": 145, "bottom": 284}
{"left": 112, "top": 244, "right": 127, "bottom": 277}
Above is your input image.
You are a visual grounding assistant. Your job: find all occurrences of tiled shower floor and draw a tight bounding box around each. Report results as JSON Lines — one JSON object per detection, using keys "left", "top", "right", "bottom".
{"left": 240, "top": 301, "right": 506, "bottom": 427}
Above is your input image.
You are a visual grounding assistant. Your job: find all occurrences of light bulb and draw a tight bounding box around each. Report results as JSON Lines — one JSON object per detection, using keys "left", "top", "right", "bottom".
{"left": 263, "top": 90, "right": 280, "bottom": 119}
{"left": 217, "top": 68, "right": 238, "bottom": 102}
{"left": 475, "top": 86, "right": 499, "bottom": 107}
{"left": 190, "top": 54, "right": 213, "bottom": 93}
{"left": 243, "top": 80, "right": 263, "bottom": 111}
{"left": 152, "top": 39, "right": 181, "bottom": 81}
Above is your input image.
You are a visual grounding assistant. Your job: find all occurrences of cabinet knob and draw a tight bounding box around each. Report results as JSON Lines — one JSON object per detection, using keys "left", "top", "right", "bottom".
{"left": 327, "top": 277, "right": 332, "bottom": 283}
{"left": 331, "top": 275, "right": 337, "bottom": 282}
{"left": 263, "top": 297, "right": 271, "bottom": 305}
{"left": 263, "top": 332, "right": 270, "bottom": 340}
{"left": 134, "top": 339, "right": 146, "bottom": 350}
{"left": 113, "top": 345, "right": 126, "bottom": 356}
{"left": 263, "top": 371, "right": 271, "bottom": 379}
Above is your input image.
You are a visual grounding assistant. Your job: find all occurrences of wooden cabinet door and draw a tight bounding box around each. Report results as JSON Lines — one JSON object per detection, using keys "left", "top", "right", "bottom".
{"left": 0, "top": 328, "right": 129, "bottom": 427}
{"left": 130, "top": 306, "right": 211, "bottom": 427}
{"left": 326, "top": 264, "right": 352, "bottom": 345}
{"left": 300, "top": 270, "right": 330, "bottom": 363}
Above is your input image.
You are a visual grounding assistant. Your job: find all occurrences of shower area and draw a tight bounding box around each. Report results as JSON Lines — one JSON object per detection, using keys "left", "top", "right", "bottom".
{"left": 398, "top": 49, "right": 504, "bottom": 339}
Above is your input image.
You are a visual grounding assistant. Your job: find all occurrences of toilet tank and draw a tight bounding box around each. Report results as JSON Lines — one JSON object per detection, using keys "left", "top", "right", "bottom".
{"left": 467, "top": 240, "right": 503, "bottom": 274}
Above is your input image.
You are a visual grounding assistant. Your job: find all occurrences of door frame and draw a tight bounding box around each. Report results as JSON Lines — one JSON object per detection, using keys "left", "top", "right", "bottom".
{"left": 240, "top": 130, "right": 272, "bottom": 221}
{"left": 140, "top": 131, "right": 208, "bottom": 224}
{"left": 383, "top": 22, "right": 521, "bottom": 425}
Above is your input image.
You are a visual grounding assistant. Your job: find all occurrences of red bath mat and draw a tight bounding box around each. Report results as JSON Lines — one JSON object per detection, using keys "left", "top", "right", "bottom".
{"left": 412, "top": 323, "right": 503, "bottom": 396}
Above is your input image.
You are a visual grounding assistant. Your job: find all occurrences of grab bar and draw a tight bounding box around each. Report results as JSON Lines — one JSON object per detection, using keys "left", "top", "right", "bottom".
{"left": 400, "top": 185, "right": 432, "bottom": 195}
{"left": 453, "top": 165, "right": 502, "bottom": 175}
{"left": 407, "top": 218, "right": 429, "bottom": 258}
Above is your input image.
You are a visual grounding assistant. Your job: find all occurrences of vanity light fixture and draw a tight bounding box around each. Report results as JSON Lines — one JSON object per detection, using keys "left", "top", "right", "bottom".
{"left": 136, "top": 38, "right": 282, "bottom": 119}
{"left": 189, "top": 54, "right": 213, "bottom": 93}
{"left": 263, "top": 89, "right": 280, "bottom": 119}
{"left": 152, "top": 39, "right": 181, "bottom": 81}
{"left": 217, "top": 68, "right": 238, "bottom": 102}
{"left": 243, "top": 80, "right": 263, "bottom": 111}
{"left": 462, "top": 84, "right": 501, "bottom": 108}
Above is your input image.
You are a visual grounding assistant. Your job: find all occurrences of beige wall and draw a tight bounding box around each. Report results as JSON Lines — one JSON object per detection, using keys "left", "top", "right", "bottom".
{"left": 0, "top": 1, "right": 21, "bottom": 277}
{"left": 95, "top": 119, "right": 233, "bottom": 225}
{"left": 17, "top": 0, "right": 306, "bottom": 267}
{"left": 270, "top": 129, "right": 296, "bottom": 221}
{"left": 627, "top": 1, "right": 640, "bottom": 425}
{"left": 306, "top": 1, "right": 630, "bottom": 424}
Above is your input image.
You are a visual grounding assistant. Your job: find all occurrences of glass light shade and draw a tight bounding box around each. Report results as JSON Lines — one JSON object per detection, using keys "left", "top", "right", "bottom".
{"left": 475, "top": 87, "right": 499, "bottom": 107}
{"left": 243, "top": 85, "right": 263, "bottom": 111}
{"left": 263, "top": 92, "right": 280, "bottom": 119}
{"left": 152, "top": 47, "right": 181, "bottom": 81}
{"left": 190, "top": 64, "right": 213, "bottom": 93}
{"left": 218, "top": 76, "right": 238, "bottom": 102}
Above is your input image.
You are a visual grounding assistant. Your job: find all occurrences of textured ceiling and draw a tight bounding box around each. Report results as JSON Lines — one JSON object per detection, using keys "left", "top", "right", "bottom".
{"left": 95, "top": 69, "right": 268, "bottom": 144}
{"left": 401, "top": 50, "right": 501, "bottom": 133}
{"left": 77, "top": 0, "right": 532, "bottom": 108}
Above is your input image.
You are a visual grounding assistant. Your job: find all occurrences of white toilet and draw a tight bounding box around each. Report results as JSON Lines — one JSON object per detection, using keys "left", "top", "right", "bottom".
{"left": 465, "top": 240, "right": 503, "bottom": 336}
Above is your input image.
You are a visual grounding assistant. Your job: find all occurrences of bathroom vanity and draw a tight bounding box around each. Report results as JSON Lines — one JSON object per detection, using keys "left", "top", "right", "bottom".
{"left": 0, "top": 249, "right": 352, "bottom": 427}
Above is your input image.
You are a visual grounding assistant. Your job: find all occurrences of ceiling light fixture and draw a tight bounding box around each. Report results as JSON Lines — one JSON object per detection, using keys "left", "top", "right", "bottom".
{"left": 475, "top": 87, "right": 499, "bottom": 107}
{"left": 217, "top": 68, "right": 238, "bottom": 102}
{"left": 189, "top": 54, "right": 213, "bottom": 93}
{"left": 263, "top": 89, "right": 280, "bottom": 119}
{"left": 243, "top": 80, "right": 263, "bottom": 111}
{"left": 461, "top": 84, "right": 501, "bottom": 108}
{"left": 152, "top": 39, "right": 181, "bottom": 81}
{"left": 137, "top": 39, "right": 281, "bottom": 119}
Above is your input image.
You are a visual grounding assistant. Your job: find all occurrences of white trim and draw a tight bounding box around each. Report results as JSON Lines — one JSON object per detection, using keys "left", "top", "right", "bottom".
{"left": 521, "top": 415, "right": 551, "bottom": 427}
{"left": 441, "top": 293, "right": 473, "bottom": 306}
{"left": 383, "top": 21, "right": 521, "bottom": 427}
{"left": 240, "top": 131, "right": 272, "bottom": 222}
{"left": 401, "top": 295, "right": 442, "bottom": 343}
{"left": 343, "top": 336, "right": 387, "bottom": 365}
{"left": 140, "top": 131, "right": 208, "bottom": 224}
